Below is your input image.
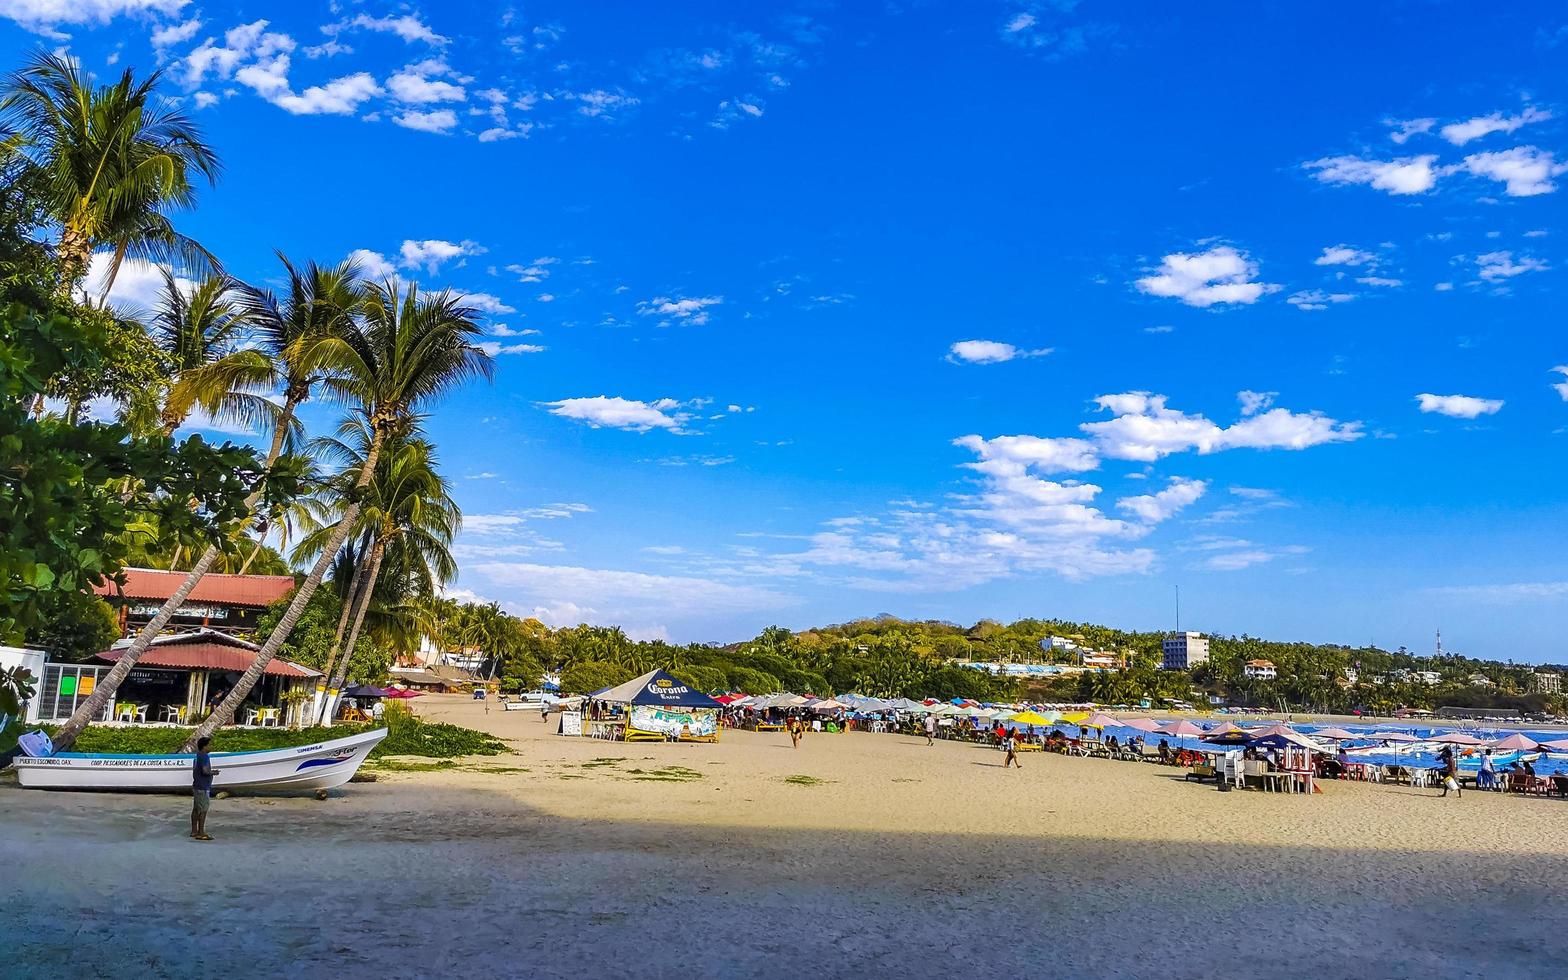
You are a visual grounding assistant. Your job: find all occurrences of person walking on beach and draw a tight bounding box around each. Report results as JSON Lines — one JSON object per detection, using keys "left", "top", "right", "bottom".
{"left": 924, "top": 712, "right": 936, "bottom": 746}
{"left": 190, "top": 737, "right": 220, "bottom": 841}
{"left": 1002, "top": 731, "right": 1022, "bottom": 769}
{"left": 540, "top": 700, "right": 550, "bottom": 724}
{"left": 1478, "top": 749, "right": 1495, "bottom": 791}
{"left": 789, "top": 716, "right": 802, "bottom": 749}
{"left": 1438, "top": 747, "right": 1461, "bottom": 798}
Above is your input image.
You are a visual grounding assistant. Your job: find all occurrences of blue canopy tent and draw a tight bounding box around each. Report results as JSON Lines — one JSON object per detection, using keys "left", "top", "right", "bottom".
{"left": 590, "top": 669, "right": 723, "bottom": 741}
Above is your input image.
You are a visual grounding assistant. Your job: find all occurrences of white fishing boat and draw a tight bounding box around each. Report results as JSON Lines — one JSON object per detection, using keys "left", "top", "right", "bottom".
{"left": 12, "top": 728, "right": 387, "bottom": 796}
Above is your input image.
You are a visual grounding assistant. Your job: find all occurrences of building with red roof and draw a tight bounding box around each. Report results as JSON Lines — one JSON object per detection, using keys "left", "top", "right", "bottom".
{"left": 93, "top": 567, "right": 297, "bottom": 637}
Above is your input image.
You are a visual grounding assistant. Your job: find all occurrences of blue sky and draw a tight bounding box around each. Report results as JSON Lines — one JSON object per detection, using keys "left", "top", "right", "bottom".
{"left": 9, "top": 2, "right": 1568, "bottom": 660}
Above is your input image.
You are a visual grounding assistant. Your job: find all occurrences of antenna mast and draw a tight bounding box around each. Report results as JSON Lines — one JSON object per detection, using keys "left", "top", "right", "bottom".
{"left": 1175, "top": 584, "right": 1181, "bottom": 634}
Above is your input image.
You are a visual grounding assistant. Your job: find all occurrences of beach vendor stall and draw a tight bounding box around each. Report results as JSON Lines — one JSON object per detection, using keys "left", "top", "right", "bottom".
{"left": 588, "top": 669, "right": 724, "bottom": 742}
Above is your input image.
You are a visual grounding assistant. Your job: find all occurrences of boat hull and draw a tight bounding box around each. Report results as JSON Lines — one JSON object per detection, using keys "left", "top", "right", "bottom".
{"left": 13, "top": 729, "right": 387, "bottom": 794}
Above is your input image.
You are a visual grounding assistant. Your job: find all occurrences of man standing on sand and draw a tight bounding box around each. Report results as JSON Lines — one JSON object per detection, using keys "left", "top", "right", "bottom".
{"left": 1003, "top": 731, "right": 1022, "bottom": 769}
{"left": 190, "top": 736, "right": 220, "bottom": 841}
{"left": 1438, "top": 747, "right": 1461, "bottom": 799}
{"left": 924, "top": 712, "right": 936, "bottom": 746}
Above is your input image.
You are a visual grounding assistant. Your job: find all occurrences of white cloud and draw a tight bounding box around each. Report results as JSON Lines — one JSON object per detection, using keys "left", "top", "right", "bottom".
{"left": 947, "top": 340, "right": 1052, "bottom": 364}
{"left": 505, "top": 258, "right": 558, "bottom": 283}
{"left": 638, "top": 295, "right": 723, "bottom": 325}
{"left": 470, "top": 562, "right": 795, "bottom": 628}
{"left": 1475, "top": 251, "right": 1549, "bottom": 281}
{"left": 1440, "top": 107, "right": 1551, "bottom": 146}
{"left": 347, "top": 248, "right": 398, "bottom": 279}
{"left": 1082, "top": 392, "right": 1362, "bottom": 461}
{"left": 1355, "top": 276, "right": 1403, "bottom": 287}
{"left": 1428, "top": 581, "right": 1568, "bottom": 602}
{"left": 399, "top": 239, "right": 483, "bottom": 273}
{"left": 1116, "top": 477, "right": 1208, "bottom": 524}
{"left": 81, "top": 252, "right": 192, "bottom": 312}
{"left": 542, "top": 396, "right": 695, "bottom": 433}
{"left": 150, "top": 16, "right": 201, "bottom": 49}
{"left": 1237, "top": 390, "right": 1276, "bottom": 416}
{"left": 192, "top": 91, "right": 219, "bottom": 108}
{"left": 1315, "top": 245, "right": 1377, "bottom": 267}
{"left": 1286, "top": 289, "right": 1354, "bottom": 311}
{"left": 326, "top": 13, "right": 447, "bottom": 46}
{"left": 1551, "top": 366, "right": 1568, "bottom": 402}
{"left": 1304, "top": 154, "right": 1439, "bottom": 195}
{"left": 570, "top": 89, "right": 639, "bottom": 119}
{"left": 953, "top": 434, "right": 1100, "bottom": 476}
{"left": 2, "top": 0, "right": 188, "bottom": 37}
{"left": 388, "top": 66, "right": 466, "bottom": 104}
{"left": 477, "top": 342, "right": 545, "bottom": 356}
{"left": 1416, "top": 393, "right": 1504, "bottom": 419}
{"left": 490, "top": 324, "right": 540, "bottom": 338}
{"left": 1134, "top": 246, "right": 1278, "bottom": 307}
{"left": 1005, "top": 12, "right": 1037, "bottom": 33}
{"left": 1385, "top": 117, "right": 1435, "bottom": 144}
{"left": 1454, "top": 147, "right": 1566, "bottom": 197}
{"left": 184, "top": 20, "right": 294, "bottom": 87}
{"left": 393, "top": 108, "right": 458, "bottom": 133}
{"left": 456, "top": 291, "right": 516, "bottom": 314}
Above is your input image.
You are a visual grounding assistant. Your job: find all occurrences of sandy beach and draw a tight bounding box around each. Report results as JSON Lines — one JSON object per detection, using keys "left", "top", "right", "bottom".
{"left": 4, "top": 695, "right": 1565, "bottom": 979}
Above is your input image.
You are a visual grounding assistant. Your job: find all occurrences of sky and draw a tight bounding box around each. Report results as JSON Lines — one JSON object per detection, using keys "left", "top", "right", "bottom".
{"left": 7, "top": 1, "right": 1568, "bottom": 661}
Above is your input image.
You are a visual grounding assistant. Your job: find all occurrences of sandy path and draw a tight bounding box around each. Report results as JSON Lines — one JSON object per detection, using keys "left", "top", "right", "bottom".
{"left": 3, "top": 694, "right": 1563, "bottom": 979}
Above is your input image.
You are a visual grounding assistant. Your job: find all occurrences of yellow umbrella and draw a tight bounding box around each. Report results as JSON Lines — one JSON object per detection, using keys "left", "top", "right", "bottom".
{"left": 1008, "top": 710, "right": 1055, "bottom": 726}
{"left": 1059, "top": 711, "right": 1090, "bottom": 724}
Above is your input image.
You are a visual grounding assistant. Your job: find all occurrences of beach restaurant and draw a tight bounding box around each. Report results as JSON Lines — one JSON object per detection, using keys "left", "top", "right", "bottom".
{"left": 584, "top": 669, "right": 723, "bottom": 742}
{"left": 32, "top": 630, "right": 320, "bottom": 728}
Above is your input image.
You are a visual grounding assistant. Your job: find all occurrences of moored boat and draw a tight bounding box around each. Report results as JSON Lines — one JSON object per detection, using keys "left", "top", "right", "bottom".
{"left": 13, "top": 728, "right": 387, "bottom": 795}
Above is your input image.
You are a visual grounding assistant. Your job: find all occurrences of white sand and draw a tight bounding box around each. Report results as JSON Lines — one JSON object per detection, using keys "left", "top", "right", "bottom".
{"left": 3, "top": 693, "right": 1563, "bottom": 979}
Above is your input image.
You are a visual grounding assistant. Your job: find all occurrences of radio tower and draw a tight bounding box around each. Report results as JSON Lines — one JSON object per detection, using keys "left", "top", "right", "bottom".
{"left": 1435, "top": 629, "right": 1442, "bottom": 657}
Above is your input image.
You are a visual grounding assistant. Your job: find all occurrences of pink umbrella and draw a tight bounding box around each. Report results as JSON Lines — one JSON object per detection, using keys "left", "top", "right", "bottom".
{"left": 1310, "top": 727, "right": 1360, "bottom": 740}
{"left": 1429, "top": 732, "right": 1485, "bottom": 746}
{"left": 1120, "top": 718, "right": 1163, "bottom": 733}
{"left": 1157, "top": 719, "right": 1205, "bottom": 737}
{"left": 1080, "top": 712, "right": 1122, "bottom": 729}
{"left": 1376, "top": 731, "right": 1422, "bottom": 743}
{"left": 1488, "top": 733, "right": 1540, "bottom": 751}
{"left": 1205, "top": 721, "right": 1245, "bottom": 736}
{"left": 383, "top": 687, "right": 424, "bottom": 699}
{"left": 1541, "top": 738, "right": 1568, "bottom": 752}
{"left": 1247, "top": 723, "right": 1300, "bottom": 739}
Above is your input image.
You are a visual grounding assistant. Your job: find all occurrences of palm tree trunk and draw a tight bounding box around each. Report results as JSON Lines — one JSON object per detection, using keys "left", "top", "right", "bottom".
{"left": 313, "top": 542, "right": 379, "bottom": 726}
{"left": 97, "top": 239, "right": 130, "bottom": 306}
{"left": 183, "top": 429, "right": 385, "bottom": 749}
{"left": 237, "top": 540, "right": 263, "bottom": 574}
{"left": 56, "top": 225, "right": 91, "bottom": 299}
{"left": 318, "top": 538, "right": 386, "bottom": 725}
{"left": 45, "top": 398, "right": 300, "bottom": 753}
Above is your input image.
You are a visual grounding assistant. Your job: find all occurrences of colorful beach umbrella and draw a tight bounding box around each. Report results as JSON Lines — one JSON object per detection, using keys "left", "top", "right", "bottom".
{"left": 1008, "top": 710, "right": 1055, "bottom": 726}
{"left": 1429, "top": 732, "right": 1486, "bottom": 746}
{"left": 1377, "top": 731, "right": 1422, "bottom": 743}
{"left": 1309, "top": 727, "right": 1360, "bottom": 741}
{"left": 1204, "top": 721, "right": 1245, "bottom": 736}
{"left": 1080, "top": 712, "right": 1121, "bottom": 729}
{"left": 1540, "top": 738, "right": 1568, "bottom": 752}
{"left": 1488, "top": 733, "right": 1540, "bottom": 751}
{"left": 1157, "top": 719, "right": 1205, "bottom": 737}
{"left": 1119, "top": 718, "right": 1162, "bottom": 733}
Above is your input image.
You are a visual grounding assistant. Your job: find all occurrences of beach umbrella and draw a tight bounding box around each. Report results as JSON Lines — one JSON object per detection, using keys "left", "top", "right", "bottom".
{"left": 1119, "top": 717, "right": 1162, "bottom": 733}
{"left": 1429, "top": 732, "right": 1486, "bottom": 746}
{"left": 1080, "top": 712, "right": 1121, "bottom": 729}
{"left": 1540, "top": 738, "right": 1568, "bottom": 752}
{"left": 1309, "top": 727, "right": 1360, "bottom": 741}
{"left": 1376, "top": 731, "right": 1422, "bottom": 743}
{"left": 1205, "top": 721, "right": 1245, "bottom": 736}
{"left": 1008, "top": 710, "right": 1055, "bottom": 727}
{"left": 383, "top": 687, "right": 424, "bottom": 699}
{"left": 1488, "top": 733, "right": 1540, "bottom": 751}
{"left": 1157, "top": 719, "right": 1205, "bottom": 737}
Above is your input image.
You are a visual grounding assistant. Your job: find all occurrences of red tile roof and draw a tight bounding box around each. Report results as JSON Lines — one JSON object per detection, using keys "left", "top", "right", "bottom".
{"left": 96, "top": 631, "right": 319, "bottom": 678}
{"left": 93, "top": 568, "right": 296, "bottom": 609}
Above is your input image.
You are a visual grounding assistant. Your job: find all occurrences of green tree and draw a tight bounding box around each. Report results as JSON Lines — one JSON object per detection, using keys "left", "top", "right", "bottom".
{"left": 23, "top": 590, "right": 119, "bottom": 661}
{"left": 560, "top": 660, "right": 633, "bottom": 695}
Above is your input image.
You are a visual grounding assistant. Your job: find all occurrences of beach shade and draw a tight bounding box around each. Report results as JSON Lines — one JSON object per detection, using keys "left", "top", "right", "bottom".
{"left": 1309, "top": 727, "right": 1360, "bottom": 741}
{"left": 591, "top": 669, "right": 723, "bottom": 708}
{"left": 1251, "top": 730, "right": 1332, "bottom": 754}
{"left": 1488, "top": 733, "right": 1541, "bottom": 751}
{"left": 383, "top": 687, "right": 423, "bottom": 699}
{"left": 1540, "top": 738, "right": 1568, "bottom": 752}
{"left": 1007, "top": 710, "right": 1055, "bottom": 726}
{"left": 1157, "top": 719, "right": 1206, "bottom": 737}
{"left": 989, "top": 709, "right": 1017, "bottom": 722}
{"left": 1376, "top": 731, "right": 1422, "bottom": 743}
{"left": 1429, "top": 732, "right": 1486, "bottom": 746}
{"left": 1080, "top": 712, "right": 1121, "bottom": 729}
{"left": 1204, "top": 721, "right": 1246, "bottom": 736}
{"left": 342, "top": 684, "right": 388, "bottom": 699}
{"left": 1247, "top": 723, "right": 1300, "bottom": 739}
{"left": 1119, "top": 717, "right": 1163, "bottom": 733}
{"left": 811, "top": 698, "right": 847, "bottom": 713}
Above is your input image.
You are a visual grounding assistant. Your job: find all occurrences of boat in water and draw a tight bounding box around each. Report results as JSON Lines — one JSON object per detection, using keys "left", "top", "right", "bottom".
{"left": 12, "top": 728, "right": 387, "bottom": 796}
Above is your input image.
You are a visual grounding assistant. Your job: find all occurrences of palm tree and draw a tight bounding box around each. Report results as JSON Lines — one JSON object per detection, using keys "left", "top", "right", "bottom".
{"left": 184, "top": 281, "right": 491, "bottom": 745}
{"left": 145, "top": 270, "right": 274, "bottom": 436}
{"left": 51, "top": 257, "right": 361, "bottom": 750}
{"left": 298, "top": 417, "right": 459, "bottom": 722}
{"left": 0, "top": 51, "right": 219, "bottom": 292}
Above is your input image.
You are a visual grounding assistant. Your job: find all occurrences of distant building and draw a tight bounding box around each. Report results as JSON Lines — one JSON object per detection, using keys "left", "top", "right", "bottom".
{"left": 1042, "top": 636, "right": 1081, "bottom": 653}
{"left": 1242, "top": 659, "right": 1277, "bottom": 680}
{"left": 1414, "top": 671, "right": 1441, "bottom": 686}
{"left": 1532, "top": 671, "right": 1561, "bottom": 694}
{"left": 1344, "top": 668, "right": 1359, "bottom": 685}
{"left": 1080, "top": 652, "right": 1120, "bottom": 670}
{"left": 1466, "top": 672, "right": 1493, "bottom": 687}
{"left": 1161, "top": 632, "right": 1209, "bottom": 671}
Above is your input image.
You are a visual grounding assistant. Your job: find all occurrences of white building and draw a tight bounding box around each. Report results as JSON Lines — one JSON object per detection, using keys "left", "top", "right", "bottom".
{"left": 1242, "top": 659, "right": 1277, "bottom": 680}
{"left": 1531, "top": 671, "right": 1561, "bottom": 694}
{"left": 1466, "top": 672, "right": 1493, "bottom": 687}
{"left": 1344, "top": 668, "right": 1359, "bottom": 685}
{"left": 1162, "top": 632, "right": 1209, "bottom": 671}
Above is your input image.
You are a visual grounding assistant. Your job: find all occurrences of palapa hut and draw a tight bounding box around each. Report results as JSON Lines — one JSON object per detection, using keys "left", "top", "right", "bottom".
{"left": 591, "top": 669, "right": 724, "bottom": 742}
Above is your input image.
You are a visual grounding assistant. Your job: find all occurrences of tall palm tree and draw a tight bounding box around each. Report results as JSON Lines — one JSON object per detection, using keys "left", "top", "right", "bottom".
{"left": 146, "top": 270, "right": 274, "bottom": 436}
{"left": 51, "top": 257, "right": 362, "bottom": 750}
{"left": 0, "top": 51, "right": 219, "bottom": 292}
{"left": 184, "top": 281, "right": 491, "bottom": 746}
{"left": 297, "top": 417, "right": 460, "bottom": 722}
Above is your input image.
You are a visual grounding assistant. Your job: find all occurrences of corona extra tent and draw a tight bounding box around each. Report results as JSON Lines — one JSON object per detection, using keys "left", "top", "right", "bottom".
{"left": 592, "top": 669, "right": 724, "bottom": 742}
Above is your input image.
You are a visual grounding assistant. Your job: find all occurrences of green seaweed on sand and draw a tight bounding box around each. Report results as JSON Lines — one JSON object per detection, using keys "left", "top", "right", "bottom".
{"left": 581, "top": 757, "right": 624, "bottom": 768}
{"left": 784, "top": 774, "right": 829, "bottom": 786}
{"left": 626, "top": 766, "right": 703, "bottom": 782}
